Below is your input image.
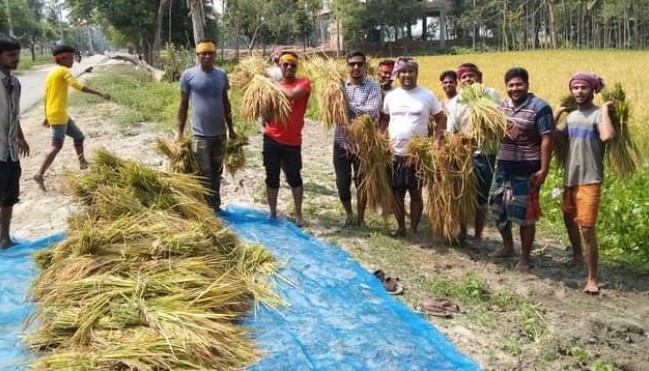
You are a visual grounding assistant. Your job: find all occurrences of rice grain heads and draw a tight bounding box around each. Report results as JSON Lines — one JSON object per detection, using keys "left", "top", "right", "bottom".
{"left": 28, "top": 148, "right": 279, "bottom": 370}
{"left": 240, "top": 74, "right": 291, "bottom": 124}
{"left": 601, "top": 82, "right": 639, "bottom": 177}
{"left": 303, "top": 56, "right": 348, "bottom": 129}
{"left": 457, "top": 83, "right": 508, "bottom": 146}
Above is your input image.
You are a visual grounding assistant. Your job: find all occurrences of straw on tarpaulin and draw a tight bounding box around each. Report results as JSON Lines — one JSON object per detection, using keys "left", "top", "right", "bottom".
{"left": 27, "top": 148, "right": 280, "bottom": 370}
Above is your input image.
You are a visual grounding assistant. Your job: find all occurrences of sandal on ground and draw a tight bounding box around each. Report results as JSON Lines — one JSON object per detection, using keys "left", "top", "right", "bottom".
{"left": 420, "top": 299, "right": 461, "bottom": 318}
{"left": 373, "top": 269, "right": 404, "bottom": 295}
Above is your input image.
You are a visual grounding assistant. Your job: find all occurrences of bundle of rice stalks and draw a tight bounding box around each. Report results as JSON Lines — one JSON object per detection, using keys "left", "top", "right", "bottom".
{"left": 230, "top": 56, "right": 267, "bottom": 90}
{"left": 28, "top": 148, "right": 280, "bottom": 369}
{"left": 601, "top": 82, "right": 639, "bottom": 177}
{"left": 457, "top": 83, "right": 508, "bottom": 146}
{"left": 303, "top": 56, "right": 348, "bottom": 129}
{"left": 240, "top": 74, "right": 291, "bottom": 124}
{"left": 551, "top": 94, "right": 576, "bottom": 168}
{"left": 348, "top": 115, "right": 394, "bottom": 214}
{"left": 155, "top": 135, "right": 199, "bottom": 174}
{"left": 406, "top": 135, "right": 476, "bottom": 244}
{"left": 225, "top": 135, "right": 249, "bottom": 177}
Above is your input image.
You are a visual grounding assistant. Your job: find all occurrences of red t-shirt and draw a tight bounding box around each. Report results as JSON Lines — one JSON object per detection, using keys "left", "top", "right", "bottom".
{"left": 264, "top": 78, "right": 311, "bottom": 146}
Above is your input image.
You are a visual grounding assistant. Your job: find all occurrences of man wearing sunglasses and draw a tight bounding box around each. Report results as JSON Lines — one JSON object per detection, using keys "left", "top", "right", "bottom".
{"left": 263, "top": 52, "right": 311, "bottom": 227}
{"left": 381, "top": 57, "right": 446, "bottom": 237}
{"left": 0, "top": 35, "right": 30, "bottom": 249}
{"left": 177, "top": 39, "right": 237, "bottom": 213}
{"left": 334, "top": 51, "right": 381, "bottom": 228}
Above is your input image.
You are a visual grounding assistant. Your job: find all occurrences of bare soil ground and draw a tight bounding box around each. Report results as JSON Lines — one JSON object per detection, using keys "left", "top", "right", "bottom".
{"left": 13, "top": 62, "right": 649, "bottom": 370}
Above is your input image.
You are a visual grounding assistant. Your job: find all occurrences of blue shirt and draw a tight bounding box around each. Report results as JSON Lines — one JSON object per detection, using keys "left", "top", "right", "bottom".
{"left": 180, "top": 66, "right": 229, "bottom": 137}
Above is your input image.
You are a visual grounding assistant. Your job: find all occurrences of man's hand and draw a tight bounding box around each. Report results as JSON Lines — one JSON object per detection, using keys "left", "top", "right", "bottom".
{"left": 101, "top": 92, "right": 111, "bottom": 100}
{"left": 555, "top": 105, "right": 567, "bottom": 116}
{"left": 228, "top": 129, "right": 238, "bottom": 140}
{"left": 18, "top": 139, "right": 29, "bottom": 157}
{"left": 42, "top": 118, "right": 49, "bottom": 127}
{"left": 85, "top": 67, "right": 94, "bottom": 74}
{"left": 175, "top": 131, "right": 184, "bottom": 142}
{"left": 602, "top": 99, "right": 615, "bottom": 111}
{"left": 530, "top": 169, "right": 548, "bottom": 187}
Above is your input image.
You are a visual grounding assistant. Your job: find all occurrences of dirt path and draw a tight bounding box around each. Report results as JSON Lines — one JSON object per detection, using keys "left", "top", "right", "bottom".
{"left": 12, "top": 62, "right": 649, "bottom": 370}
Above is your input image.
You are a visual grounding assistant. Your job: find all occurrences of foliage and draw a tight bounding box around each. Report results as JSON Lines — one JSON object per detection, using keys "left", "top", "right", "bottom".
{"left": 160, "top": 43, "right": 189, "bottom": 82}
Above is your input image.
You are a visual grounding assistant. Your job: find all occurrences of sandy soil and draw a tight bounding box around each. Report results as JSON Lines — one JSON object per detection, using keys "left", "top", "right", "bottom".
{"left": 12, "top": 62, "right": 649, "bottom": 370}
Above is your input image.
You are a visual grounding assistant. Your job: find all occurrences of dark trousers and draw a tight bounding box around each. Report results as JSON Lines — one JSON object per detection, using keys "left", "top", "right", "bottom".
{"left": 263, "top": 135, "right": 303, "bottom": 189}
{"left": 0, "top": 160, "right": 21, "bottom": 207}
{"left": 193, "top": 135, "right": 226, "bottom": 208}
{"left": 333, "top": 142, "right": 360, "bottom": 203}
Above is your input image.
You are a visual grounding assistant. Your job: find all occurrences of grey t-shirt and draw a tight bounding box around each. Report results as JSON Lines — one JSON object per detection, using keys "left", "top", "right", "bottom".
{"left": 563, "top": 106, "right": 604, "bottom": 186}
{"left": 180, "top": 66, "right": 229, "bottom": 137}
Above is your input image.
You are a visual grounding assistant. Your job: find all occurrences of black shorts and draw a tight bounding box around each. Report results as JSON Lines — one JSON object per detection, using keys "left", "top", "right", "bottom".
{"left": 263, "top": 136, "right": 303, "bottom": 189}
{"left": 0, "top": 161, "right": 21, "bottom": 207}
{"left": 391, "top": 156, "right": 419, "bottom": 194}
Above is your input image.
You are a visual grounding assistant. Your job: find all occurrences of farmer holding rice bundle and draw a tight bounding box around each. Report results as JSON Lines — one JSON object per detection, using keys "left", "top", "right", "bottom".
{"left": 554, "top": 72, "right": 615, "bottom": 295}
{"left": 334, "top": 51, "right": 382, "bottom": 228}
{"left": 447, "top": 63, "right": 502, "bottom": 243}
{"left": 381, "top": 57, "right": 446, "bottom": 237}
{"left": 491, "top": 67, "right": 554, "bottom": 272}
{"left": 176, "top": 38, "right": 236, "bottom": 213}
{"left": 263, "top": 52, "right": 311, "bottom": 227}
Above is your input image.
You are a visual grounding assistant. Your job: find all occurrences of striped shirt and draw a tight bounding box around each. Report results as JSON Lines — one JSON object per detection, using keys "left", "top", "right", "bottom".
{"left": 497, "top": 94, "right": 554, "bottom": 176}
{"left": 334, "top": 77, "right": 382, "bottom": 150}
{"left": 562, "top": 106, "right": 604, "bottom": 186}
{"left": 0, "top": 70, "right": 21, "bottom": 162}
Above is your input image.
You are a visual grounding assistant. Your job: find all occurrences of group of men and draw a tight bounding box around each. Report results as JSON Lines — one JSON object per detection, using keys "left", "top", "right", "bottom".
{"left": 0, "top": 35, "right": 613, "bottom": 294}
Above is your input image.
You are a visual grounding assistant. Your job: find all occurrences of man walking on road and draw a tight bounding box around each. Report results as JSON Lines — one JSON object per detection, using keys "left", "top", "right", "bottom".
{"left": 0, "top": 35, "right": 30, "bottom": 249}
{"left": 177, "top": 39, "right": 237, "bottom": 212}
{"left": 33, "top": 45, "right": 110, "bottom": 192}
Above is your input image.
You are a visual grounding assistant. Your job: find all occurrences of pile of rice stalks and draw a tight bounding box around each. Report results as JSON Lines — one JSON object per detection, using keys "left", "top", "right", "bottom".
{"left": 27, "top": 149, "right": 279, "bottom": 369}
{"left": 230, "top": 56, "right": 267, "bottom": 90}
{"left": 303, "top": 56, "right": 348, "bottom": 129}
{"left": 155, "top": 135, "right": 199, "bottom": 174}
{"left": 406, "top": 135, "right": 476, "bottom": 244}
{"left": 457, "top": 83, "right": 508, "bottom": 146}
{"left": 602, "top": 82, "right": 639, "bottom": 177}
{"left": 348, "top": 115, "right": 393, "bottom": 215}
{"left": 552, "top": 94, "right": 576, "bottom": 168}
{"left": 225, "top": 135, "right": 249, "bottom": 177}
{"left": 240, "top": 74, "right": 291, "bottom": 124}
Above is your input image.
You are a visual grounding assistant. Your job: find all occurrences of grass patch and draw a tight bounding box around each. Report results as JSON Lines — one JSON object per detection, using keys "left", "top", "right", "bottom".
{"left": 16, "top": 53, "right": 52, "bottom": 72}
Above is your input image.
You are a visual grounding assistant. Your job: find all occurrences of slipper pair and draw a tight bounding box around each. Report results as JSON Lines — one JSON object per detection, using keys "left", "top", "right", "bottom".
{"left": 420, "top": 299, "right": 461, "bottom": 318}
{"left": 373, "top": 269, "right": 404, "bottom": 295}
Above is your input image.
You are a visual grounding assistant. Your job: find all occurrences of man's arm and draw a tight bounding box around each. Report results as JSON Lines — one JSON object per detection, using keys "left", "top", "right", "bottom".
{"left": 81, "top": 86, "right": 110, "bottom": 100}
{"left": 353, "top": 83, "right": 382, "bottom": 121}
{"left": 431, "top": 111, "right": 447, "bottom": 145}
{"left": 176, "top": 92, "right": 190, "bottom": 141}
{"left": 17, "top": 121, "right": 29, "bottom": 157}
{"left": 276, "top": 81, "right": 310, "bottom": 100}
{"left": 532, "top": 133, "right": 552, "bottom": 186}
{"left": 64, "top": 69, "right": 109, "bottom": 100}
{"left": 598, "top": 101, "right": 616, "bottom": 143}
{"left": 223, "top": 89, "right": 237, "bottom": 139}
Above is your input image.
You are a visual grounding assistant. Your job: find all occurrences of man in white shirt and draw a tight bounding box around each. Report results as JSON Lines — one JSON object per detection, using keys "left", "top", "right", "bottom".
{"left": 381, "top": 57, "right": 446, "bottom": 237}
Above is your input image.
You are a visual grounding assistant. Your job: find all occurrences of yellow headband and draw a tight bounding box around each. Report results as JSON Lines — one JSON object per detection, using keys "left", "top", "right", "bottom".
{"left": 196, "top": 42, "right": 216, "bottom": 54}
{"left": 279, "top": 53, "right": 298, "bottom": 64}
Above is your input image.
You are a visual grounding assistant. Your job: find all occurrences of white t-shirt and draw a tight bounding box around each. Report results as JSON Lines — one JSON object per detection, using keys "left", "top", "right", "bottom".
{"left": 446, "top": 86, "right": 501, "bottom": 133}
{"left": 382, "top": 86, "right": 442, "bottom": 156}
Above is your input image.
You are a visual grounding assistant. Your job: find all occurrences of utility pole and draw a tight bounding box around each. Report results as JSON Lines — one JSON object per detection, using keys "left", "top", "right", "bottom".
{"left": 4, "top": 0, "right": 14, "bottom": 36}
{"left": 57, "top": 1, "right": 65, "bottom": 43}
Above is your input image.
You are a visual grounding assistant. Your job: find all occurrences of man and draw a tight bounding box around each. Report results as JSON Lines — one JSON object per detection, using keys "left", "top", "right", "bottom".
{"left": 263, "top": 52, "right": 311, "bottom": 227}
{"left": 0, "top": 35, "right": 29, "bottom": 249}
{"left": 490, "top": 67, "right": 553, "bottom": 272}
{"left": 439, "top": 70, "right": 458, "bottom": 110}
{"left": 447, "top": 63, "right": 501, "bottom": 243}
{"left": 382, "top": 57, "right": 446, "bottom": 237}
{"left": 334, "top": 51, "right": 381, "bottom": 228}
{"left": 177, "top": 39, "right": 236, "bottom": 213}
{"left": 376, "top": 59, "right": 395, "bottom": 94}
{"left": 554, "top": 73, "right": 615, "bottom": 294}
{"left": 33, "top": 45, "right": 111, "bottom": 192}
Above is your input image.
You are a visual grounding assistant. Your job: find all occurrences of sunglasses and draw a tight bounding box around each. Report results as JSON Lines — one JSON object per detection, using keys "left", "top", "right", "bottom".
{"left": 282, "top": 62, "right": 297, "bottom": 68}
{"left": 347, "top": 61, "right": 365, "bottom": 67}
{"left": 197, "top": 52, "right": 215, "bottom": 57}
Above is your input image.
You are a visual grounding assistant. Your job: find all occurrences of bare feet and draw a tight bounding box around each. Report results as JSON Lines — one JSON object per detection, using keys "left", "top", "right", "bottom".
{"left": 295, "top": 215, "right": 305, "bottom": 228}
{"left": 493, "top": 247, "right": 515, "bottom": 258}
{"left": 80, "top": 158, "right": 89, "bottom": 170}
{"left": 568, "top": 257, "right": 584, "bottom": 267}
{"left": 0, "top": 239, "right": 17, "bottom": 250}
{"left": 33, "top": 175, "right": 46, "bottom": 192}
{"left": 391, "top": 229, "right": 406, "bottom": 238}
{"left": 516, "top": 262, "right": 532, "bottom": 273}
{"left": 583, "top": 280, "right": 600, "bottom": 295}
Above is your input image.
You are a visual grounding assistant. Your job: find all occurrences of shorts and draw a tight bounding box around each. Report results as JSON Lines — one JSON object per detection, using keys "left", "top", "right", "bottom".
{"left": 562, "top": 184, "right": 601, "bottom": 228}
{"left": 263, "top": 135, "right": 303, "bottom": 189}
{"left": 0, "top": 161, "right": 21, "bottom": 207}
{"left": 392, "top": 156, "right": 419, "bottom": 194}
{"left": 51, "top": 119, "right": 85, "bottom": 147}
{"left": 473, "top": 154, "right": 496, "bottom": 206}
{"left": 490, "top": 169, "right": 541, "bottom": 228}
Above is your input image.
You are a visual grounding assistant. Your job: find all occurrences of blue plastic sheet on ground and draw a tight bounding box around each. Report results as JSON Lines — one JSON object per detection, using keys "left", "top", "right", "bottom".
{"left": 0, "top": 233, "right": 65, "bottom": 370}
{"left": 221, "top": 205, "right": 480, "bottom": 371}
{"left": 0, "top": 206, "right": 479, "bottom": 370}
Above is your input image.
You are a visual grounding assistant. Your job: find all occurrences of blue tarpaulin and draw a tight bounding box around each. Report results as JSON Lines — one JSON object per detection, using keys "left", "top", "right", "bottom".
{"left": 0, "top": 206, "right": 480, "bottom": 370}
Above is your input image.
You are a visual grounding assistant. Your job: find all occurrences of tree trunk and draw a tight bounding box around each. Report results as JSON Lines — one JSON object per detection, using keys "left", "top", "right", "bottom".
{"left": 187, "top": 0, "right": 205, "bottom": 44}
{"left": 502, "top": 0, "right": 509, "bottom": 50}
{"left": 153, "top": 0, "right": 170, "bottom": 68}
{"left": 547, "top": 0, "right": 557, "bottom": 48}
